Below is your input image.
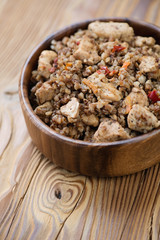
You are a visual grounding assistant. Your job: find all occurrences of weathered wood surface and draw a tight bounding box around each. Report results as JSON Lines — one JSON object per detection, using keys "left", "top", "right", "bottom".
{"left": 0, "top": 0, "right": 160, "bottom": 239}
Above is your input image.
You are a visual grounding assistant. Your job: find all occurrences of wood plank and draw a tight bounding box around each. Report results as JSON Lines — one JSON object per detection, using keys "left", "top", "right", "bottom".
{"left": 0, "top": 157, "right": 86, "bottom": 239}
{"left": 145, "top": 0, "right": 160, "bottom": 24}
{"left": 0, "top": 158, "right": 159, "bottom": 239}
{"left": 0, "top": 0, "right": 160, "bottom": 239}
{"left": 57, "top": 165, "right": 160, "bottom": 240}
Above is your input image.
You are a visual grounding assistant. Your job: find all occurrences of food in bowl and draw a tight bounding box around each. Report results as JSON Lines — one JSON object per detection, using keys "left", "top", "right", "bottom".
{"left": 29, "top": 21, "right": 160, "bottom": 143}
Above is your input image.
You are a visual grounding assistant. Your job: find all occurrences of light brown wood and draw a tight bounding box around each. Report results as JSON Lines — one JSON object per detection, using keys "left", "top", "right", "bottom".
{"left": 0, "top": 0, "right": 160, "bottom": 239}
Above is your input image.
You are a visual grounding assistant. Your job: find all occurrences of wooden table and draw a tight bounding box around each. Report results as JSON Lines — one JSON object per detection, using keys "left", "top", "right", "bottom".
{"left": 0, "top": 0, "right": 160, "bottom": 239}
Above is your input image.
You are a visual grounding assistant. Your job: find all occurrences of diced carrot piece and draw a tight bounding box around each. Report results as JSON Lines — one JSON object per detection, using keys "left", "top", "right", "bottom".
{"left": 65, "top": 62, "right": 73, "bottom": 70}
{"left": 122, "top": 61, "right": 130, "bottom": 70}
{"left": 82, "top": 79, "right": 98, "bottom": 94}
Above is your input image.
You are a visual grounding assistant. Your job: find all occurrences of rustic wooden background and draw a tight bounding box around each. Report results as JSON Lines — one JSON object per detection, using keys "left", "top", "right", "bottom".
{"left": 0, "top": 0, "right": 160, "bottom": 239}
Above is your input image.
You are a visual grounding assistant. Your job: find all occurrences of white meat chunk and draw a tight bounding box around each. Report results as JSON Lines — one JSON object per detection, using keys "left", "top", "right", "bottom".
{"left": 81, "top": 114, "right": 99, "bottom": 127}
{"left": 60, "top": 98, "right": 79, "bottom": 123}
{"left": 82, "top": 72, "right": 122, "bottom": 102}
{"left": 34, "top": 102, "right": 52, "bottom": 116}
{"left": 139, "top": 56, "right": 159, "bottom": 73}
{"left": 134, "top": 36, "right": 155, "bottom": 47}
{"left": 73, "top": 36, "right": 101, "bottom": 65}
{"left": 38, "top": 50, "right": 57, "bottom": 78}
{"left": 88, "top": 21, "right": 134, "bottom": 41}
{"left": 35, "top": 82, "right": 54, "bottom": 104}
{"left": 127, "top": 104, "right": 160, "bottom": 132}
{"left": 123, "top": 87, "right": 149, "bottom": 113}
{"left": 99, "top": 42, "right": 115, "bottom": 51}
{"left": 93, "top": 118, "right": 130, "bottom": 142}
{"left": 148, "top": 69, "right": 160, "bottom": 80}
{"left": 129, "top": 87, "right": 149, "bottom": 106}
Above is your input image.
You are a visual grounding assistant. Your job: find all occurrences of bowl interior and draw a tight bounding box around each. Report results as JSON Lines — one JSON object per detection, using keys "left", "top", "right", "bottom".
{"left": 21, "top": 17, "right": 160, "bottom": 147}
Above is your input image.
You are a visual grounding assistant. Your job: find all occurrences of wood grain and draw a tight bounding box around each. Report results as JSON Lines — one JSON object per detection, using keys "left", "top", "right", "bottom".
{"left": 0, "top": 157, "right": 86, "bottom": 239}
{"left": 0, "top": 0, "right": 160, "bottom": 239}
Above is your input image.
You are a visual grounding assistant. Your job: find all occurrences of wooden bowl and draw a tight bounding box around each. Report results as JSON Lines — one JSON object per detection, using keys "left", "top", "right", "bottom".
{"left": 19, "top": 18, "right": 160, "bottom": 177}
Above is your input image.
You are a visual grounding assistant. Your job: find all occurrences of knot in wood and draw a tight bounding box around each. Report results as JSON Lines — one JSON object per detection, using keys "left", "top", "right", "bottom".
{"left": 55, "top": 189, "right": 61, "bottom": 199}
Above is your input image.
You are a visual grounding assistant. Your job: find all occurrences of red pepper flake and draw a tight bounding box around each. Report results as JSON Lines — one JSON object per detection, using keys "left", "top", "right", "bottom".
{"left": 112, "top": 45, "right": 126, "bottom": 53}
{"left": 148, "top": 90, "right": 160, "bottom": 103}
{"left": 54, "top": 57, "right": 58, "bottom": 64}
{"left": 97, "top": 70, "right": 102, "bottom": 74}
{"left": 100, "top": 66, "right": 110, "bottom": 75}
{"left": 76, "top": 41, "right": 80, "bottom": 45}
{"left": 49, "top": 67, "right": 56, "bottom": 73}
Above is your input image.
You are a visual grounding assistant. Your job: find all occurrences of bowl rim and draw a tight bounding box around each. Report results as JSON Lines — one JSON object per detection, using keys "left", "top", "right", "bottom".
{"left": 19, "top": 17, "right": 160, "bottom": 147}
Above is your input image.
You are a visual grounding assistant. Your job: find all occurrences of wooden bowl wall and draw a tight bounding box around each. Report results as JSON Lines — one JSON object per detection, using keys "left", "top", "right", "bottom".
{"left": 19, "top": 18, "right": 160, "bottom": 177}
